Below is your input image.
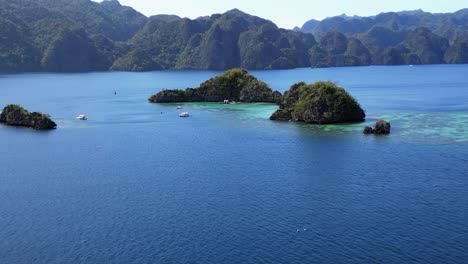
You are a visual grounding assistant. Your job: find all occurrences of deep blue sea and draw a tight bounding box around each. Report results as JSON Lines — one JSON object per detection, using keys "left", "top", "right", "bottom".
{"left": 1, "top": 65, "right": 467, "bottom": 263}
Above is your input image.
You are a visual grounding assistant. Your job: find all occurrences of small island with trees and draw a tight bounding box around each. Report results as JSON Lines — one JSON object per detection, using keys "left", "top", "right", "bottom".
{"left": 270, "top": 81, "right": 365, "bottom": 124}
{"left": 148, "top": 68, "right": 282, "bottom": 104}
{"left": 149, "top": 69, "right": 372, "bottom": 125}
{"left": 0, "top": 104, "right": 57, "bottom": 130}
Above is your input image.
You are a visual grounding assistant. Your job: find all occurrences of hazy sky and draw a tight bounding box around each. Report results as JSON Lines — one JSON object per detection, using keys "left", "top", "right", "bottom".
{"left": 104, "top": 0, "right": 467, "bottom": 29}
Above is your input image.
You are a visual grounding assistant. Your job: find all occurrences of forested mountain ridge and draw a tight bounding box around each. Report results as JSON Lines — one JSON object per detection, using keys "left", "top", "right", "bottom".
{"left": 0, "top": 0, "right": 466, "bottom": 73}
{"left": 0, "top": 0, "right": 146, "bottom": 72}
{"left": 111, "top": 9, "right": 317, "bottom": 71}
{"left": 299, "top": 9, "right": 468, "bottom": 42}
{"left": 297, "top": 9, "right": 467, "bottom": 65}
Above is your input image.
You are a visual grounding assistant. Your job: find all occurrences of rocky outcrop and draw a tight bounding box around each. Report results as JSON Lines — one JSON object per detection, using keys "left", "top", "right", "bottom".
{"left": 0, "top": 104, "right": 57, "bottom": 130}
{"left": 149, "top": 68, "right": 281, "bottom": 103}
{"left": 363, "top": 119, "right": 391, "bottom": 134}
{"left": 374, "top": 119, "right": 391, "bottom": 134}
{"left": 269, "top": 109, "right": 291, "bottom": 121}
{"left": 270, "top": 81, "right": 365, "bottom": 124}
{"left": 363, "top": 126, "right": 374, "bottom": 134}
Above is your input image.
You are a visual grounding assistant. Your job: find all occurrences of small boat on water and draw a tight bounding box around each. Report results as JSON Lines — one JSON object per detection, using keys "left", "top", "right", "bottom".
{"left": 178, "top": 112, "right": 190, "bottom": 117}
{"left": 76, "top": 114, "right": 87, "bottom": 120}
{"left": 176, "top": 106, "right": 183, "bottom": 109}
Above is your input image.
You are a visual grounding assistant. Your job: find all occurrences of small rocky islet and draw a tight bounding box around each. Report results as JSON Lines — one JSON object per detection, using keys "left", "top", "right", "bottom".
{"left": 150, "top": 68, "right": 368, "bottom": 125}
{"left": 0, "top": 104, "right": 57, "bottom": 130}
{"left": 363, "top": 120, "right": 391, "bottom": 135}
{"left": 269, "top": 81, "right": 365, "bottom": 124}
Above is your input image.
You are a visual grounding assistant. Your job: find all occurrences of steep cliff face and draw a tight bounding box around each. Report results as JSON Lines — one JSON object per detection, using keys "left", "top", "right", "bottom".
{"left": 41, "top": 28, "right": 101, "bottom": 72}
{"left": 400, "top": 27, "right": 450, "bottom": 64}
{"left": 444, "top": 38, "right": 468, "bottom": 63}
{"left": 309, "top": 31, "right": 371, "bottom": 67}
{"left": 0, "top": 16, "right": 41, "bottom": 72}
{"left": 1, "top": 0, "right": 467, "bottom": 72}
{"left": 35, "top": 0, "right": 148, "bottom": 42}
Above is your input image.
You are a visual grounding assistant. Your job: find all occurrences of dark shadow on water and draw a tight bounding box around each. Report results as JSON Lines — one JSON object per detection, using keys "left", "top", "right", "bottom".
{"left": 271, "top": 119, "right": 367, "bottom": 136}
{"left": 0, "top": 123, "right": 57, "bottom": 133}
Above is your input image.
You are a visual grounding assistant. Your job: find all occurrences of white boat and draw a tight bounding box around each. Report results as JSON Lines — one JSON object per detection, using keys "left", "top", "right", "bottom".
{"left": 176, "top": 106, "right": 183, "bottom": 109}
{"left": 76, "top": 114, "right": 87, "bottom": 120}
{"left": 178, "top": 112, "right": 190, "bottom": 117}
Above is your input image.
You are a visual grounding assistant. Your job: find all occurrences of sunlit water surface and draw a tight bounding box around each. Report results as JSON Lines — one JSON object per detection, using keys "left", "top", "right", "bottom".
{"left": 1, "top": 65, "right": 467, "bottom": 263}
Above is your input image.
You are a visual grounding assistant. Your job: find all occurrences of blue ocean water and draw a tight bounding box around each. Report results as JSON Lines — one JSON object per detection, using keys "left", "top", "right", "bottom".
{"left": 0, "top": 65, "right": 467, "bottom": 263}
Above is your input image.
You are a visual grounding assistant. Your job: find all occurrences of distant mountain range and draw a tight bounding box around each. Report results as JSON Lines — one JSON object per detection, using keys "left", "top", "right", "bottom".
{"left": 297, "top": 9, "right": 468, "bottom": 41}
{"left": 296, "top": 9, "right": 468, "bottom": 66}
{"left": 0, "top": 0, "right": 466, "bottom": 73}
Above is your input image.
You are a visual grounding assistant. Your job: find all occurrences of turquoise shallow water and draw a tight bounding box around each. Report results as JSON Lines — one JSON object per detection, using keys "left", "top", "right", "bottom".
{"left": 0, "top": 65, "right": 468, "bottom": 263}
{"left": 175, "top": 102, "right": 468, "bottom": 143}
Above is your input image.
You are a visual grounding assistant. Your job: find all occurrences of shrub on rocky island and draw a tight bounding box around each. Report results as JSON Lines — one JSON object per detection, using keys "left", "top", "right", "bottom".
{"left": 148, "top": 68, "right": 281, "bottom": 103}
{"left": 270, "top": 81, "right": 365, "bottom": 124}
{"left": 0, "top": 104, "right": 57, "bottom": 130}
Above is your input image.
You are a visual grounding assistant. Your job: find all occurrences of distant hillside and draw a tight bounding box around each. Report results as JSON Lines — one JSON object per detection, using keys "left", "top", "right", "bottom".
{"left": 298, "top": 9, "right": 468, "bottom": 66}
{"left": 0, "top": 0, "right": 147, "bottom": 72}
{"left": 299, "top": 9, "right": 468, "bottom": 42}
{"left": 112, "top": 9, "right": 316, "bottom": 71}
{"left": 0, "top": 0, "right": 466, "bottom": 73}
